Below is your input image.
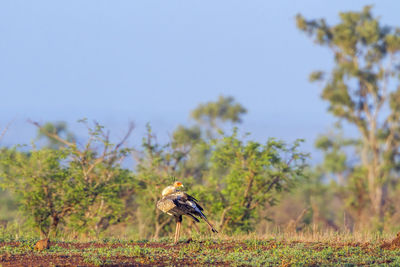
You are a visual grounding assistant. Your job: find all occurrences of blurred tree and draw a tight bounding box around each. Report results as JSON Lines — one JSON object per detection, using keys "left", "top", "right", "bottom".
{"left": 170, "top": 125, "right": 208, "bottom": 180}
{"left": 0, "top": 148, "right": 75, "bottom": 237}
{"left": 297, "top": 6, "right": 400, "bottom": 228}
{"left": 315, "top": 132, "right": 350, "bottom": 185}
{"left": 173, "top": 95, "right": 247, "bottom": 180}
{"left": 191, "top": 95, "right": 247, "bottom": 134}
{"left": 0, "top": 121, "right": 17, "bottom": 227}
{"left": 197, "top": 130, "right": 308, "bottom": 233}
{"left": 0, "top": 121, "right": 134, "bottom": 238}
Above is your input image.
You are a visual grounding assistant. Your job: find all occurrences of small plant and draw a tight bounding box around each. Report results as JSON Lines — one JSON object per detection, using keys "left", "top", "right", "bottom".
{"left": 82, "top": 254, "right": 104, "bottom": 266}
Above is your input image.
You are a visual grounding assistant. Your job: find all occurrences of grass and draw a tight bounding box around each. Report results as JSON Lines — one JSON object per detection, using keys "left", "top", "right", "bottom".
{"left": 1, "top": 232, "right": 400, "bottom": 266}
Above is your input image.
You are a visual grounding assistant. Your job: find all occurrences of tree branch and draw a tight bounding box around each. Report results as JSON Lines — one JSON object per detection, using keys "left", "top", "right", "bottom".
{"left": 114, "top": 122, "right": 135, "bottom": 151}
{"left": 0, "top": 120, "right": 13, "bottom": 143}
{"left": 29, "top": 120, "right": 81, "bottom": 154}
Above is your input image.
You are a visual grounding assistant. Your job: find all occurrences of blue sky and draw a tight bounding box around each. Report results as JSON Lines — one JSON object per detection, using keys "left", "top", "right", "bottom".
{"left": 1, "top": 1, "right": 399, "bottom": 160}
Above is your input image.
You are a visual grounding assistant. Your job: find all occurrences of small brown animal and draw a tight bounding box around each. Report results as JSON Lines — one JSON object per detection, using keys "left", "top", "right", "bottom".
{"left": 392, "top": 232, "right": 400, "bottom": 247}
{"left": 381, "top": 232, "right": 400, "bottom": 250}
{"left": 34, "top": 238, "right": 50, "bottom": 251}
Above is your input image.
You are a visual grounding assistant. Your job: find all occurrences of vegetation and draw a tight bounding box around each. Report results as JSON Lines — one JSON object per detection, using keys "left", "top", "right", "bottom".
{"left": 0, "top": 121, "right": 134, "bottom": 238}
{"left": 1, "top": 235, "right": 400, "bottom": 266}
{"left": 202, "top": 131, "right": 307, "bottom": 233}
{"left": 297, "top": 5, "right": 400, "bottom": 231}
{"left": 0, "top": 96, "right": 307, "bottom": 240}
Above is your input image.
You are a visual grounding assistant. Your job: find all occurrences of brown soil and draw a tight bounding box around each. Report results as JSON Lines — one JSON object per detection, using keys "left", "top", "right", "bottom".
{"left": 1, "top": 253, "right": 87, "bottom": 267}
{"left": 0, "top": 238, "right": 398, "bottom": 266}
{"left": 0, "top": 241, "right": 229, "bottom": 266}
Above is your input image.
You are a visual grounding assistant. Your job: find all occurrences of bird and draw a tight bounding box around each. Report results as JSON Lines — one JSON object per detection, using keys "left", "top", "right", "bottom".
{"left": 157, "top": 181, "right": 218, "bottom": 244}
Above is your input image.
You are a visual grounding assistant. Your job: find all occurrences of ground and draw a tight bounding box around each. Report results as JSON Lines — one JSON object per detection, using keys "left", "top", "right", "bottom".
{"left": 1, "top": 236, "right": 400, "bottom": 266}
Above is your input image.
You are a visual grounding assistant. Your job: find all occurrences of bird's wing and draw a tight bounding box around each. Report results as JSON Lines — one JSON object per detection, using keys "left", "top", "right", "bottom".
{"left": 174, "top": 191, "right": 204, "bottom": 211}
{"left": 157, "top": 197, "right": 176, "bottom": 213}
{"left": 173, "top": 192, "right": 218, "bottom": 233}
{"left": 157, "top": 193, "right": 199, "bottom": 214}
{"left": 185, "top": 193, "right": 204, "bottom": 211}
{"left": 172, "top": 192, "right": 206, "bottom": 218}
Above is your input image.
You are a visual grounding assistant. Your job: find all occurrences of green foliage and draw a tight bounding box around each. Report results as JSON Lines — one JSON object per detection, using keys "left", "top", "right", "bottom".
{"left": 0, "top": 187, "right": 19, "bottom": 222}
{"left": 191, "top": 95, "right": 247, "bottom": 130}
{"left": 0, "top": 148, "right": 71, "bottom": 237}
{"left": 199, "top": 130, "right": 308, "bottom": 233}
{"left": 170, "top": 125, "right": 209, "bottom": 180}
{"left": 0, "top": 121, "right": 133, "bottom": 238}
{"left": 172, "top": 95, "right": 247, "bottom": 181}
{"left": 172, "top": 125, "right": 202, "bottom": 149}
{"left": 314, "top": 130, "right": 359, "bottom": 176}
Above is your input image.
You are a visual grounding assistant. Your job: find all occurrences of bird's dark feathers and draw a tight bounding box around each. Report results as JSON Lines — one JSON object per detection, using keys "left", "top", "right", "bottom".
{"left": 176, "top": 191, "right": 204, "bottom": 211}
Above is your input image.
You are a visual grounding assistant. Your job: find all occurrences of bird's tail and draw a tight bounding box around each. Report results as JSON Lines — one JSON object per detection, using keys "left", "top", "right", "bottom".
{"left": 199, "top": 213, "right": 218, "bottom": 233}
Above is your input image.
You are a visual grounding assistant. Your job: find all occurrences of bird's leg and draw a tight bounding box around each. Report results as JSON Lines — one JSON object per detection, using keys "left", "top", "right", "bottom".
{"left": 174, "top": 222, "right": 179, "bottom": 244}
{"left": 176, "top": 221, "right": 181, "bottom": 242}
{"left": 174, "top": 216, "right": 182, "bottom": 244}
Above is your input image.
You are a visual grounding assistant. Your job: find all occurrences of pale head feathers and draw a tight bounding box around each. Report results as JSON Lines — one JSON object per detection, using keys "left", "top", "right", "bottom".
{"left": 162, "top": 181, "right": 184, "bottom": 196}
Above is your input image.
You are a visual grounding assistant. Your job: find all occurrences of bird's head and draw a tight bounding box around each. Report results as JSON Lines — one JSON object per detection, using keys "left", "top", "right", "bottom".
{"left": 173, "top": 181, "right": 184, "bottom": 188}
{"left": 161, "top": 181, "right": 184, "bottom": 197}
